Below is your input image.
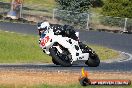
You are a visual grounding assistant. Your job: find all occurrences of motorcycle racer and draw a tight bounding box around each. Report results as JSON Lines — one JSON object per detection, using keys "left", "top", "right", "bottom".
{"left": 37, "top": 21, "right": 78, "bottom": 41}
{"left": 37, "top": 21, "right": 100, "bottom": 67}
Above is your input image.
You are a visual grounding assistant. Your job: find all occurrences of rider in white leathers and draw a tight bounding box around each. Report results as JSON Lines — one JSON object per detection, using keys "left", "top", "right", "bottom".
{"left": 37, "top": 21, "right": 78, "bottom": 41}
{"left": 37, "top": 21, "right": 100, "bottom": 67}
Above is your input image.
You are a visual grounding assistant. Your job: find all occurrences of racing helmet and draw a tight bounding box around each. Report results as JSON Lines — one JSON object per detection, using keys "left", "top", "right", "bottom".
{"left": 37, "top": 21, "right": 50, "bottom": 31}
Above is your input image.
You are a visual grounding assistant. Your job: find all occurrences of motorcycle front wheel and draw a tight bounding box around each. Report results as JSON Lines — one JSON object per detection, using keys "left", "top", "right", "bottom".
{"left": 52, "top": 57, "right": 60, "bottom": 65}
{"left": 50, "top": 47, "right": 72, "bottom": 67}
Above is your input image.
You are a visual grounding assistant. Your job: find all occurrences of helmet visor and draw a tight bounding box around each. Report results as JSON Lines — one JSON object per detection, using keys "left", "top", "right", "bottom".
{"left": 39, "top": 27, "right": 47, "bottom": 31}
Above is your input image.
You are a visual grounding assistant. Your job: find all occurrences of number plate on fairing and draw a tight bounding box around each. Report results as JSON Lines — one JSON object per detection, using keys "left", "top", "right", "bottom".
{"left": 40, "top": 36, "right": 50, "bottom": 47}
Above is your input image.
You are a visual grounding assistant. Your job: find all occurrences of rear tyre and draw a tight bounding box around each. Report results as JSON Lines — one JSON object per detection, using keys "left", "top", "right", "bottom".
{"left": 79, "top": 42, "right": 100, "bottom": 67}
{"left": 85, "top": 53, "right": 100, "bottom": 67}
{"left": 50, "top": 47, "right": 72, "bottom": 67}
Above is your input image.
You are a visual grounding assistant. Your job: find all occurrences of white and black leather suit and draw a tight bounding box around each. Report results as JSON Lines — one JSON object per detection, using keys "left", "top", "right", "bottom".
{"left": 50, "top": 24, "right": 78, "bottom": 40}
{"left": 38, "top": 23, "right": 78, "bottom": 41}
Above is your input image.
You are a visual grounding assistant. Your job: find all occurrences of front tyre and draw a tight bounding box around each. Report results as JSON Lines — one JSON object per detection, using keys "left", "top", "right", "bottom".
{"left": 85, "top": 53, "right": 100, "bottom": 67}
{"left": 52, "top": 58, "right": 60, "bottom": 65}
{"left": 50, "top": 47, "right": 72, "bottom": 67}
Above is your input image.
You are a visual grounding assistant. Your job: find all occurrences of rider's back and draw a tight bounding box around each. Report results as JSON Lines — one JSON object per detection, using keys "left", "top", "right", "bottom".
{"left": 50, "top": 24, "right": 78, "bottom": 40}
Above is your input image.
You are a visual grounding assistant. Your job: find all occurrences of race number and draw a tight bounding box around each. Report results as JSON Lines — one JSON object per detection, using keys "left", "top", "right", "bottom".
{"left": 40, "top": 36, "right": 50, "bottom": 47}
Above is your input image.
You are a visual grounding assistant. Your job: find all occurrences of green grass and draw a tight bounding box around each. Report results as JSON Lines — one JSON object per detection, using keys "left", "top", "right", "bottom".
{"left": 33, "top": 84, "right": 132, "bottom": 88}
{"left": 0, "top": 30, "right": 119, "bottom": 63}
{"left": 2, "top": 0, "right": 56, "bottom": 11}
{"left": 23, "top": 0, "right": 57, "bottom": 12}
{"left": 90, "top": 7, "right": 102, "bottom": 15}
{"left": 0, "top": 30, "right": 51, "bottom": 63}
{"left": 2, "top": 0, "right": 56, "bottom": 18}
{"left": 88, "top": 44, "right": 119, "bottom": 60}
{"left": 0, "top": 84, "right": 131, "bottom": 88}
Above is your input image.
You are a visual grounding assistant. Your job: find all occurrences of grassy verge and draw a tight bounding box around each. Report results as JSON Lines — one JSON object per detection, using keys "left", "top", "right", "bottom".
{"left": 0, "top": 30, "right": 51, "bottom": 63}
{"left": 2, "top": 0, "right": 56, "bottom": 11}
{"left": 89, "top": 44, "right": 119, "bottom": 60}
{"left": 33, "top": 84, "right": 132, "bottom": 88}
{"left": 0, "top": 30, "right": 119, "bottom": 63}
{"left": 0, "top": 84, "right": 131, "bottom": 88}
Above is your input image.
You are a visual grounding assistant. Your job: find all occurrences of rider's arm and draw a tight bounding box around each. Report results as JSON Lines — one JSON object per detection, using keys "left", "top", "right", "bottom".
{"left": 50, "top": 24, "right": 63, "bottom": 35}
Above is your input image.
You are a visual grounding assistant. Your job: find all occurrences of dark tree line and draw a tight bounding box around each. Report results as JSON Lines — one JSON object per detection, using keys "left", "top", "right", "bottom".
{"left": 102, "top": 0, "right": 132, "bottom": 18}
{"left": 55, "top": 0, "right": 132, "bottom": 18}
{"left": 55, "top": 0, "right": 103, "bottom": 13}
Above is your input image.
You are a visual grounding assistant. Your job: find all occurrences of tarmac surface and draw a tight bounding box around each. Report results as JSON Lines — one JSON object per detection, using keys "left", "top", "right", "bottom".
{"left": 0, "top": 22, "right": 132, "bottom": 72}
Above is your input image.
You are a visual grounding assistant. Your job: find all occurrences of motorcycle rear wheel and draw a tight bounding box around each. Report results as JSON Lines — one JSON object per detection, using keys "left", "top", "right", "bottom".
{"left": 85, "top": 53, "right": 100, "bottom": 67}
{"left": 79, "top": 42, "right": 100, "bottom": 67}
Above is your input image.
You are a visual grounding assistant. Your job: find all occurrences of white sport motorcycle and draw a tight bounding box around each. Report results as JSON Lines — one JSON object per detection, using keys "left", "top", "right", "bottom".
{"left": 39, "top": 28, "right": 100, "bottom": 67}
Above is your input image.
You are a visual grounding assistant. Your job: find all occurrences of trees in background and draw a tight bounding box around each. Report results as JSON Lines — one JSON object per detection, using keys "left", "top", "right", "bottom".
{"left": 55, "top": 0, "right": 103, "bottom": 13}
{"left": 102, "top": 0, "right": 132, "bottom": 18}
{"left": 54, "top": 0, "right": 104, "bottom": 29}
{"left": 54, "top": 0, "right": 92, "bottom": 29}
{"left": 55, "top": 0, "right": 91, "bottom": 13}
{"left": 55, "top": 0, "right": 132, "bottom": 18}
{"left": 55, "top": 0, "right": 132, "bottom": 30}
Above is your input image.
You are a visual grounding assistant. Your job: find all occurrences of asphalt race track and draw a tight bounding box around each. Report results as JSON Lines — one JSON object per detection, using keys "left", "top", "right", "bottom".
{"left": 0, "top": 22, "right": 132, "bottom": 72}
{"left": 80, "top": 31, "right": 132, "bottom": 54}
